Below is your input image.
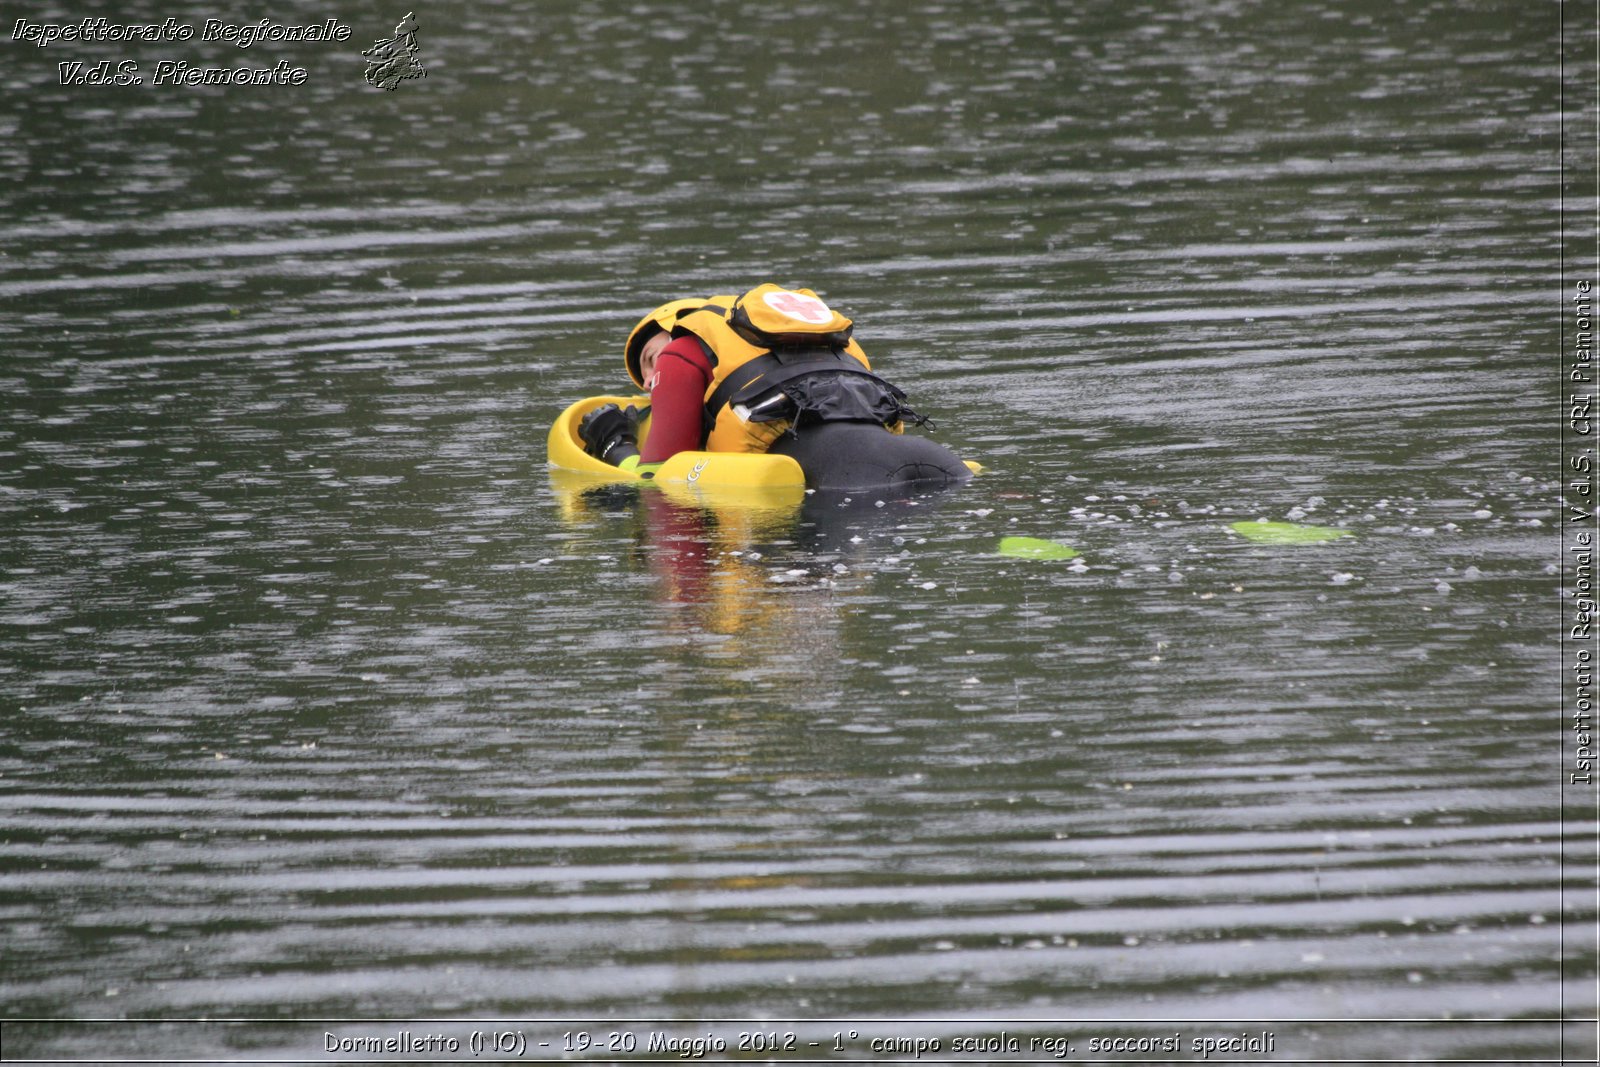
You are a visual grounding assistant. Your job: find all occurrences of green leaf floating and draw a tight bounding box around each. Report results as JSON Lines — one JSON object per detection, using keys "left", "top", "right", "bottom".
{"left": 997, "top": 536, "right": 1080, "bottom": 560}
{"left": 1229, "top": 520, "right": 1352, "bottom": 544}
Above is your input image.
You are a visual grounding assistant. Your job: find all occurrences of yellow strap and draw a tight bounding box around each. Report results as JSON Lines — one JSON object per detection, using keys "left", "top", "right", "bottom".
{"left": 617, "top": 455, "right": 661, "bottom": 478}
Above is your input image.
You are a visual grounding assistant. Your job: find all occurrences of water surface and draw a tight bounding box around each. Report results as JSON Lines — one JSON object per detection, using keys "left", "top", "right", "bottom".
{"left": 0, "top": 0, "right": 1589, "bottom": 1062}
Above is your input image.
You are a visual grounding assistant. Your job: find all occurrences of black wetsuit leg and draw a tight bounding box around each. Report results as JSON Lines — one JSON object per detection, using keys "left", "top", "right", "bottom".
{"left": 767, "top": 421, "right": 972, "bottom": 493}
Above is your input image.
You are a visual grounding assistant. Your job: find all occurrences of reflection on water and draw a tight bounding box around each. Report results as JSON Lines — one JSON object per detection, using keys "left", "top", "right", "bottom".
{"left": 0, "top": 0, "right": 1588, "bottom": 1061}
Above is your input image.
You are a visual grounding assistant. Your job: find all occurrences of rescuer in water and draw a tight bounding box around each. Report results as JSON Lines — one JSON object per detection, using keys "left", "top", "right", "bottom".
{"left": 579, "top": 284, "right": 971, "bottom": 492}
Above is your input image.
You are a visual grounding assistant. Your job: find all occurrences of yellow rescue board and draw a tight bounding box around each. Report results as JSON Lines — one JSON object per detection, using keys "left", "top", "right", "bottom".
{"left": 547, "top": 396, "right": 809, "bottom": 505}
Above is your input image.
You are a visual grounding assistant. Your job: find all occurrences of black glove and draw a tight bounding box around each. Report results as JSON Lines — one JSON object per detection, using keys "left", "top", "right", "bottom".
{"left": 579, "top": 403, "right": 640, "bottom": 464}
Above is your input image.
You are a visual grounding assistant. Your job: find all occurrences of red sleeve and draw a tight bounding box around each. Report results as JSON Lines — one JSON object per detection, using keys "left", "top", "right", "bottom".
{"left": 640, "top": 336, "right": 713, "bottom": 462}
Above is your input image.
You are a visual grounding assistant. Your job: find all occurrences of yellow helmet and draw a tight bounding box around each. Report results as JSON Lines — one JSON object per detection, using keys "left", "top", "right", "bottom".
{"left": 623, "top": 298, "right": 707, "bottom": 388}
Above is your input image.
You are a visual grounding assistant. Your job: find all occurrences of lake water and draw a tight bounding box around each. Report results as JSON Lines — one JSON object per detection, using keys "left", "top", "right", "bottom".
{"left": 1, "top": 0, "right": 1593, "bottom": 1062}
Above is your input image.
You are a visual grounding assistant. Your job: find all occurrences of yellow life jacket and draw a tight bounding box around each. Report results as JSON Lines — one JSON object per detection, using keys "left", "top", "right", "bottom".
{"left": 668, "top": 285, "right": 906, "bottom": 453}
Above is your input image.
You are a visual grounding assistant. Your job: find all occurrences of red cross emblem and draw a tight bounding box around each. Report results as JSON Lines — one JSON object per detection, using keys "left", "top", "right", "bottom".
{"left": 763, "top": 291, "right": 832, "bottom": 324}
